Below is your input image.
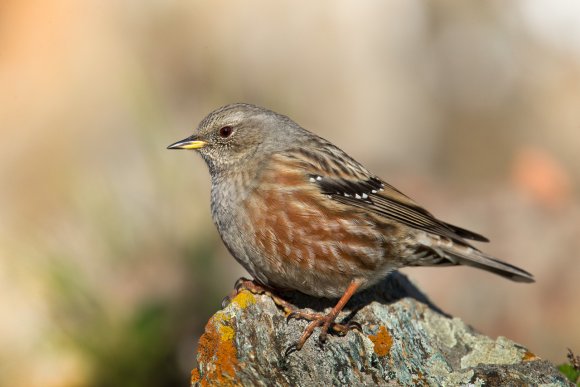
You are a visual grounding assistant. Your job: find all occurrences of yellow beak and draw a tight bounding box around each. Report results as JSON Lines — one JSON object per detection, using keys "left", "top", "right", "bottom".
{"left": 167, "top": 136, "right": 207, "bottom": 150}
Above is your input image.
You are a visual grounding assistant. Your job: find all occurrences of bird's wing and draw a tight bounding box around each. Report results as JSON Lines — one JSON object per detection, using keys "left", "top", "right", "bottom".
{"left": 279, "top": 146, "right": 488, "bottom": 244}
{"left": 313, "top": 175, "right": 488, "bottom": 243}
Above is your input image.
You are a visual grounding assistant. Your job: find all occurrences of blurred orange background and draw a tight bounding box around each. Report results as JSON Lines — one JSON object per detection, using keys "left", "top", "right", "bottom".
{"left": 1, "top": 1, "right": 580, "bottom": 385}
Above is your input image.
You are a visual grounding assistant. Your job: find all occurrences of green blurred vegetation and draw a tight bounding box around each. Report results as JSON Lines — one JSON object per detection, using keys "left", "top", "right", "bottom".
{"left": 558, "top": 364, "right": 580, "bottom": 385}
{"left": 559, "top": 349, "right": 580, "bottom": 385}
{"left": 44, "top": 240, "right": 223, "bottom": 386}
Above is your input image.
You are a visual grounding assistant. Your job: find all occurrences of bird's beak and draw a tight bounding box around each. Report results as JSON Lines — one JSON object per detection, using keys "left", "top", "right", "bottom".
{"left": 167, "top": 135, "right": 207, "bottom": 150}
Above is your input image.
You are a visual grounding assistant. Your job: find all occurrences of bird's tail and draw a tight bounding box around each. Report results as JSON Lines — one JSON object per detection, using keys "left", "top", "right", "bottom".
{"left": 414, "top": 234, "right": 535, "bottom": 283}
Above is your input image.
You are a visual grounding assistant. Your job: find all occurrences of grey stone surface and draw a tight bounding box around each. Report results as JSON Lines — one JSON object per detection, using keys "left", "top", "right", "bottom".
{"left": 191, "top": 272, "right": 570, "bottom": 386}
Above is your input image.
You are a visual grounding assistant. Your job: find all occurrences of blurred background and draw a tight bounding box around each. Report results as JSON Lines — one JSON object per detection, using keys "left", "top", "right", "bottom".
{"left": 1, "top": 0, "right": 580, "bottom": 385}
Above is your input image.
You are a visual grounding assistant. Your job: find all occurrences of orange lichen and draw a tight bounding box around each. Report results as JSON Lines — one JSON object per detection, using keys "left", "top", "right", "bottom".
{"left": 191, "top": 368, "right": 201, "bottom": 385}
{"left": 522, "top": 351, "right": 539, "bottom": 361}
{"left": 194, "top": 311, "right": 240, "bottom": 386}
{"left": 369, "top": 326, "right": 393, "bottom": 356}
{"left": 412, "top": 371, "right": 428, "bottom": 386}
{"left": 232, "top": 290, "right": 256, "bottom": 309}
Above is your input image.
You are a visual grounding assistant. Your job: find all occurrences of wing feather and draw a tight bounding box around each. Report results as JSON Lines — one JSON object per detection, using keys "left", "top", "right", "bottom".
{"left": 280, "top": 145, "right": 487, "bottom": 244}
{"left": 323, "top": 178, "right": 484, "bottom": 243}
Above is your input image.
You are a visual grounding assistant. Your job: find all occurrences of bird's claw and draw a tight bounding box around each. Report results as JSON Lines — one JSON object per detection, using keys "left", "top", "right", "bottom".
{"left": 223, "top": 278, "right": 261, "bottom": 308}
{"left": 284, "top": 343, "right": 299, "bottom": 357}
{"left": 318, "top": 329, "right": 329, "bottom": 344}
{"left": 234, "top": 277, "right": 252, "bottom": 292}
{"left": 346, "top": 320, "right": 362, "bottom": 332}
{"left": 221, "top": 294, "right": 233, "bottom": 308}
{"left": 286, "top": 311, "right": 299, "bottom": 322}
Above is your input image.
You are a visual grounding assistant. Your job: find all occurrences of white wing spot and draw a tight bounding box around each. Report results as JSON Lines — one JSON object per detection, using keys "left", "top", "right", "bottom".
{"left": 316, "top": 176, "right": 322, "bottom": 181}
{"left": 309, "top": 177, "right": 316, "bottom": 183}
{"left": 371, "top": 190, "right": 377, "bottom": 194}
{"left": 344, "top": 193, "right": 351, "bottom": 197}
{"left": 355, "top": 194, "right": 361, "bottom": 199}
{"left": 362, "top": 193, "right": 368, "bottom": 199}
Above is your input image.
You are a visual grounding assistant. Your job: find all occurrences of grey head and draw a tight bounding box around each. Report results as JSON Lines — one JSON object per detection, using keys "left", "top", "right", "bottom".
{"left": 167, "top": 103, "right": 308, "bottom": 175}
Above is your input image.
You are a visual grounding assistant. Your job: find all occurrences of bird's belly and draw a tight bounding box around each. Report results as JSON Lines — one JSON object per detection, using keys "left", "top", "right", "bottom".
{"left": 234, "top": 188, "right": 397, "bottom": 298}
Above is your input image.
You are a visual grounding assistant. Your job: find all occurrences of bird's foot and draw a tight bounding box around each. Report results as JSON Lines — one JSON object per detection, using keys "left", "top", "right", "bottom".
{"left": 224, "top": 278, "right": 362, "bottom": 356}
{"left": 221, "top": 277, "right": 296, "bottom": 315}
{"left": 285, "top": 311, "right": 362, "bottom": 355}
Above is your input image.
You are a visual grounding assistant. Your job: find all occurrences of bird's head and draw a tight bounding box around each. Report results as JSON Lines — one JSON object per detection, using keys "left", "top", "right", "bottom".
{"left": 168, "top": 103, "right": 304, "bottom": 174}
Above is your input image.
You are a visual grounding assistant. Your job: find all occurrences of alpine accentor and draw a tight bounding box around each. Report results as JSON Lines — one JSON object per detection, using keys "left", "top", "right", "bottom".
{"left": 168, "top": 103, "right": 533, "bottom": 351}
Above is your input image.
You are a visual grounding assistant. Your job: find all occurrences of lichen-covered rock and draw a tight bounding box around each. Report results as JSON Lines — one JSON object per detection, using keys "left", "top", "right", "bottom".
{"left": 191, "top": 272, "right": 570, "bottom": 386}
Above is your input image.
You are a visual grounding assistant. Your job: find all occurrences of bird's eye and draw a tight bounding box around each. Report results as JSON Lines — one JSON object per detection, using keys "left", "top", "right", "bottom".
{"left": 218, "top": 126, "right": 233, "bottom": 138}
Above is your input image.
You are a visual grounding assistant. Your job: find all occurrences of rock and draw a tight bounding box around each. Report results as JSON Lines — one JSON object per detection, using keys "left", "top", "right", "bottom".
{"left": 191, "top": 272, "right": 570, "bottom": 386}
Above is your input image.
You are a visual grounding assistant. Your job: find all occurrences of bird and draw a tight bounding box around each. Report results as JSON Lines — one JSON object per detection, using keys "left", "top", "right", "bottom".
{"left": 168, "top": 103, "right": 534, "bottom": 352}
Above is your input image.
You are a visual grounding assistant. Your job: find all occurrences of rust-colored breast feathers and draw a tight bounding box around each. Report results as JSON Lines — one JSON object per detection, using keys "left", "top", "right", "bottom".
{"left": 242, "top": 155, "right": 386, "bottom": 279}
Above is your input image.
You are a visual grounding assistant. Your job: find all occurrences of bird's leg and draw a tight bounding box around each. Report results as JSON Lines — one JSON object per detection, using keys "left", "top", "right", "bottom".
{"left": 225, "top": 277, "right": 363, "bottom": 354}
{"left": 286, "top": 279, "right": 362, "bottom": 354}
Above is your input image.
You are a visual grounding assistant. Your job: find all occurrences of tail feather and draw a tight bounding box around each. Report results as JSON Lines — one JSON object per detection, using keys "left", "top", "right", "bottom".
{"left": 447, "top": 249, "right": 535, "bottom": 283}
{"left": 416, "top": 234, "right": 535, "bottom": 283}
